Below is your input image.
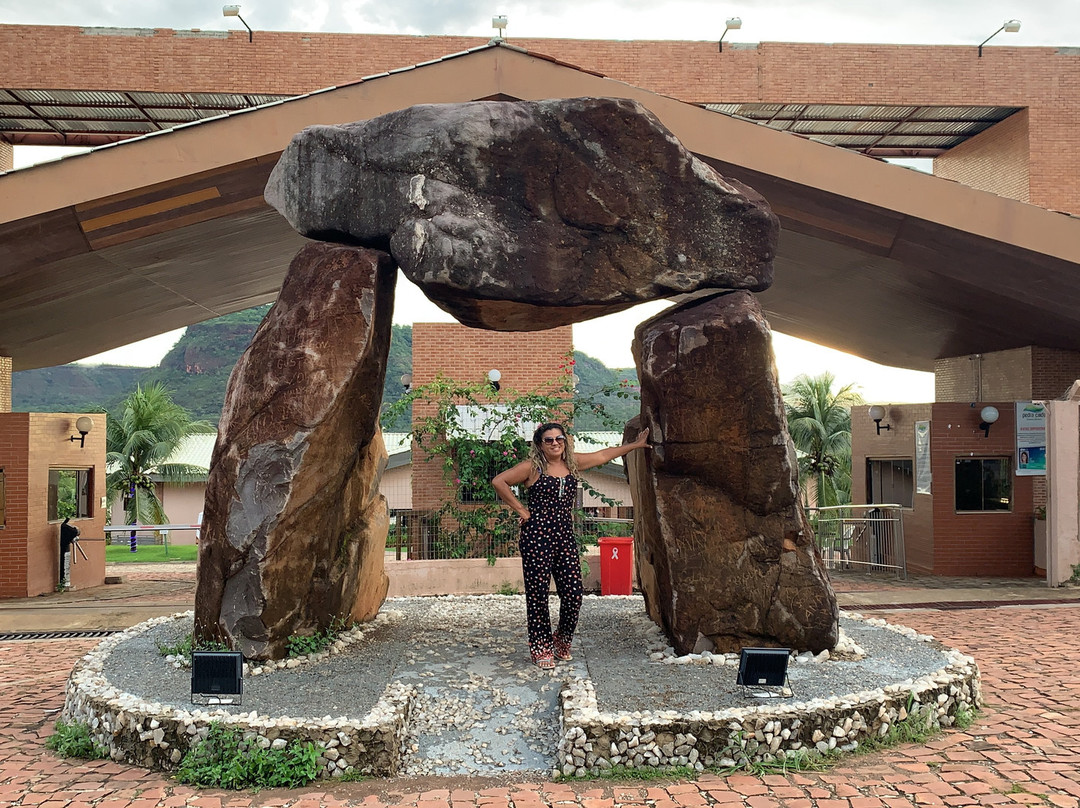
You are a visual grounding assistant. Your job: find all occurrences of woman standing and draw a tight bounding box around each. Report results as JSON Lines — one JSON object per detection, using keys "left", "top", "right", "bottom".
{"left": 493, "top": 423, "right": 650, "bottom": 669}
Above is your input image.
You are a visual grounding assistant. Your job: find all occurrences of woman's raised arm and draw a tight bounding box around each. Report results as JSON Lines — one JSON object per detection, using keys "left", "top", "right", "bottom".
{"left": 575, "top": 428, "right": 651, "bottom": 472}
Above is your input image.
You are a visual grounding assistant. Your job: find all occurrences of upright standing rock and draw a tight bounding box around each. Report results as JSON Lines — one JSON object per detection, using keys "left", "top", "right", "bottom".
{"left": 195, "top": 242, "right": 396, "bottom": 660}
{"left": 628, "top": 291, "right": 838, "bottom": 655}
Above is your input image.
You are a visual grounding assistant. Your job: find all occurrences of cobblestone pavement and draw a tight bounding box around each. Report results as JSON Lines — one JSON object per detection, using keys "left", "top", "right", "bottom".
{"left": 3, "top": 603, "right": 1080, "bottom": 808}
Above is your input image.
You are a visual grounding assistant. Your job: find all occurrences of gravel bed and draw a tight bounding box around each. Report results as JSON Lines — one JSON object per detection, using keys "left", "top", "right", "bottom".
{"left": 581, "top": 599, "right": 952, "bottom": 712}
{"left": 87, "top": 594, "right": 964, "bottom": 777}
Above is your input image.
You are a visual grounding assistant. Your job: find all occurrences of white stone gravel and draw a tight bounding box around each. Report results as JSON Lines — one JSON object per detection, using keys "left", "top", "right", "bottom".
{"left": 61, "top": 596, "right": 980, "bottom": 779}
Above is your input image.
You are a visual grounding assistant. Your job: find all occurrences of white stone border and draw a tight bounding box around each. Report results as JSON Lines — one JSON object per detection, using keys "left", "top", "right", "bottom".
{"left": 556, "top": 611, "right": 981, "bottom": 776}
{"left": 60, "top": 609, "right": 980, "bottom": 780}
{"left": 61, "top": 612, "right": 416, "bottom": 778}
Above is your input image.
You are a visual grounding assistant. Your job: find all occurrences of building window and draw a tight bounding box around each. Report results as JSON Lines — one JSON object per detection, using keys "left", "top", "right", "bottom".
{"left": 48, "top": 468, "right": 92, "bottom": 521}
{"left": 0, "top": 467, "right": 5, "bottom": 529}
{"left": 955, "top": 458, "right": 1011, "bottom": 512}
{"left": 867, "top": 459, "right": 914, "bottom": 508}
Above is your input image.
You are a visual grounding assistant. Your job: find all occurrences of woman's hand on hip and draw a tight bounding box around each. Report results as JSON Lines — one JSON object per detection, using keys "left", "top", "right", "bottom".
{"left": 518, "top": 509, "right": 531, "bottom": 525}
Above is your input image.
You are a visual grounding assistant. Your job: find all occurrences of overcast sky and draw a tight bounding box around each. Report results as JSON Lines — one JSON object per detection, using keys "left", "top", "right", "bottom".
{"left": 9, "top": 0, "right": 1069, "bottom": 401}
{"left": 1, "top": 0, "right": 1075, "bottom": 44}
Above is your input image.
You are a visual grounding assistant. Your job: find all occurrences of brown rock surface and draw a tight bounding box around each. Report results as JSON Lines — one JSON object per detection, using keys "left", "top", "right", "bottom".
{"left": 194, "top": 242, "right": 396, "bottom": 660}
{"left": 265, "top": 97, "right": 778, "bottom": 331}
{"left": 627, "top": 291, "right": 838, "bottom": 655}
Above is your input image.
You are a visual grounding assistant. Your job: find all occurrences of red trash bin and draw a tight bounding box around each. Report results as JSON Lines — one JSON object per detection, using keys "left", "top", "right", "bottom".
{"left": 598, "top": 536, "right": 634, "bottom": 595}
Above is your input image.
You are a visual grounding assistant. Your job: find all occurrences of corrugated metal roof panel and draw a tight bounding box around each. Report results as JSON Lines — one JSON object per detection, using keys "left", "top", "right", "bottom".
{"left": 244, "top": 94, "right": 293, "bottom": 105}
{"left": 185, "top": 92, "right": 251, "bottom": 108}
{"left": 893, "top": 120, "right": 988, "bottom": 136}
{"left": 14, "top": 89, "right": 129, "bottom": 105}
{"left": 146, "top": 107, "right": 200, "bottom": 122}
{"left": 877, "top": 135, "right": 965, "bottom": 148}
{"left": 821, "top": 134, "right": 883, "bottom": 146}
{"left": 0, "top": 118, "right": 52, "bottom": 130}
{"left": 790, "top": 119, "right": 896, "bottom": 135}
{"left": 0, "top": 103, "right": 32, "bottom": 116}
{"left": 910, "top": 105, "right": 1019, "bottom": 121}
{"left": 128, "top": 91, "right": 191, "bottom": 106}
{"left": 804, "top": 104, "right": 917, "bottom": 120}
{"left": 37, "top": 105, "right": 143, "bottom": 120}
{"left": 52, "top": 119, "right": 157, "bottom": 133}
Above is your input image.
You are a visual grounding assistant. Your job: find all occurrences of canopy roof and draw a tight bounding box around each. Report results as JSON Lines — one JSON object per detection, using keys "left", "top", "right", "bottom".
{"left": 2, "top": 43, "right": 1078, "bottom": 372}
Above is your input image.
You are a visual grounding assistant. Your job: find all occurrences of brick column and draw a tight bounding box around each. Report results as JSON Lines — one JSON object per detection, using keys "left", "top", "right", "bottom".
{"left": 0, "top": 140, "right": 12, "bottom": 172}
{"left": 0, "top": 357, "right": 11, "bottom": 412}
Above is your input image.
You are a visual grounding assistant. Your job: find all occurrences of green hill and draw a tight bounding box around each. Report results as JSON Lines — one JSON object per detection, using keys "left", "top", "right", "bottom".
{"left": 12, "top": 309, "right": 636, "bottom": 430}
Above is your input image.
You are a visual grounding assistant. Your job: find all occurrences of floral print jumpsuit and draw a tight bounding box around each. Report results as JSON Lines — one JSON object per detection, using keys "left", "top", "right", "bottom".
{"left": 520, "top": 472, "right": 583, "bottom": 661}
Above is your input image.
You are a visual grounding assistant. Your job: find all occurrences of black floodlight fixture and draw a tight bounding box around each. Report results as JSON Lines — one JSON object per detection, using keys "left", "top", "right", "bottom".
{"left": 191, "top": 650, "right": 243, "bottom": 705}
{"left": 737, "top": 647, "right": 791, "bottom": 696}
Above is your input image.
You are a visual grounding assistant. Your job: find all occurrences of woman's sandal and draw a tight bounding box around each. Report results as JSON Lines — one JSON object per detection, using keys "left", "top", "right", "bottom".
{"left": 532, "top": 652, "right": 556, "bottom": 670}
{"left": 553, "top": 634, "right": 572, "bottom": 662}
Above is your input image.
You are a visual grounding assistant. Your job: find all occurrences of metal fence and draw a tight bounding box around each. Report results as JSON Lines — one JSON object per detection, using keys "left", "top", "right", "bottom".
{"left": 385, "top": 510, "right": 634, "bottom": 561}
{"left": 807, "top": 504, "right": 907, "bottom": 579}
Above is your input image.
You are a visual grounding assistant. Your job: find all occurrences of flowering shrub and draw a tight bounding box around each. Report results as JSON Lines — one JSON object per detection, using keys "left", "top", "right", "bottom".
{"left": 379, "top": 353, "right": 637, "bottom": 560}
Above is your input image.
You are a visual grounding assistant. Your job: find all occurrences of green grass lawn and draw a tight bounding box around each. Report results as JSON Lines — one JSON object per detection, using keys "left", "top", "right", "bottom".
{"left": 105, "top": 544, "right": 198, "bottom": 563}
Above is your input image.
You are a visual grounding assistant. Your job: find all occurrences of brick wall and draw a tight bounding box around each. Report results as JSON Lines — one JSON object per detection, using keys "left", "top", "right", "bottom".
{"left": 410, "top": 324, "right": 573, "bottom": 510}
{"left": 851, "top": 404, "right": 934, "bottom": 573}
{"left": 935, "top": 109, "right": 1030, "bottom": 202}
{"left": 0, "top": 413, "right": 30, "bottom": 598}
{"left": 0, "top": 412, "right": 106, "bottom": 599}
{"left": 3, "top": 26, "right": 1079, "bottom": 213}
{"left": 934, "top": 349, "right": 1034, "bottom": 402}
{"left": 929, "top": 402, "right": 1034, "bottom": 576}
{"left": 0, "top": 357, "right": 10, "bottom": 412}
{"left": 1031, "top": 346, "right": 1080, "bottom": 400}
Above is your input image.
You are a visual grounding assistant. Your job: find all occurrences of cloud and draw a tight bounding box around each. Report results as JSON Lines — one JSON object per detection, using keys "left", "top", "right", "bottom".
{"left": 1, "top": 0, "right": 1077, "bottom": 45}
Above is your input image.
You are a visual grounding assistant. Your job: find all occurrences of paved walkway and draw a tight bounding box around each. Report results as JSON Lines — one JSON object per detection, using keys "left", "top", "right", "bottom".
{"left": 3, "top": 567, "right": 1080, "bottom": 807}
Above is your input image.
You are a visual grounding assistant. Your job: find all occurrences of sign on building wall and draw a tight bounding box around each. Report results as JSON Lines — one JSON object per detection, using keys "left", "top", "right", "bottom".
{"left": 1016, "top": 402, "right": 1047, "bottom": 476}
{"left": 914, "top": 421, "right": 931, "bottom": 494}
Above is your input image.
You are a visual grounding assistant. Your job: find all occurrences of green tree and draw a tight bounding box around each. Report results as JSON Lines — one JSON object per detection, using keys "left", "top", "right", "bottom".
{"left": 783, "top": 372, "right": 863, "bottom": 508}
{"left": 106, "top": 383, "right": 214, "bottom": 545}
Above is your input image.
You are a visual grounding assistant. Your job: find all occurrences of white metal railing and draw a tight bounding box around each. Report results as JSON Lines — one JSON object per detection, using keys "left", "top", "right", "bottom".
{"left": 384, "top": 511, "right": 633, "bottom": 560}
{"left": 807, "top": 504, "right": 907, "bottom": 579}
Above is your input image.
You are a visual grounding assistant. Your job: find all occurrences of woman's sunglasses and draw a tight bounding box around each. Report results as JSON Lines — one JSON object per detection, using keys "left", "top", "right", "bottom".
{"left": 541, "top": 435, "right": 567, "bottom": 445}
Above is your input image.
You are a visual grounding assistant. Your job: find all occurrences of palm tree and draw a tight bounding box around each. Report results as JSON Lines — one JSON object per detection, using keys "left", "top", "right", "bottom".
{"left": 106, "top": 383, "right": 214, "bottom": 551}
{"left": 783, "top": 372, "right": 863, "bottom": 508}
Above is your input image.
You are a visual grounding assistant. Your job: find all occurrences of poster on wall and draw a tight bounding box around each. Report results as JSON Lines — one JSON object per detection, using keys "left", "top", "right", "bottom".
{"left": 1016, "top": 402, "right": 1047, "bottom": 476}
{"left": 914, "top": 420, "right": 931, "bottom": 494}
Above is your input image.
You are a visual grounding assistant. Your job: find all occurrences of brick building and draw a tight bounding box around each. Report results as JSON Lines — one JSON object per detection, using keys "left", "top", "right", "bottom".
{"left": 0, "top": 412, "right": 106, "bottom": 598}
{"left": 3, "top": 27, "right": 1080, "bottom": 577}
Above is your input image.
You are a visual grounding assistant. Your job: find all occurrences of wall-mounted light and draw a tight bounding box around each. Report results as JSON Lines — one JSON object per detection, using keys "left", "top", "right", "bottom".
{"left": 978, "top": 405, "right": 1000, "bottom": 437}
{"left": 978, "top": 19, "right": 1020, "bottom": 56}
{"left": 223, "top": 4, "right": 253, "bottom": 42}
{"left": 718, "top": 17, "right": 742, "bottom": 52}
{"left": 69, "top": 416, "right": 94, "bottom": 448}
{"left": 868, "top": 405, "right": 891, "bottom": 435}
{"left": 488, "top": 369, "right": 502, "bottom": 392}
{"left": 491, "top": 15, "right": 508, "bottom": 41}
{"left": 400, "top": 373, "right": 413, "bottom": 393}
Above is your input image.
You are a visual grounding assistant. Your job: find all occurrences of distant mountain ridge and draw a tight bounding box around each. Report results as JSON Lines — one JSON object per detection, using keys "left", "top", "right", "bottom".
{"left": 12, "top": 307, "right": 638, "bottom": 430}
